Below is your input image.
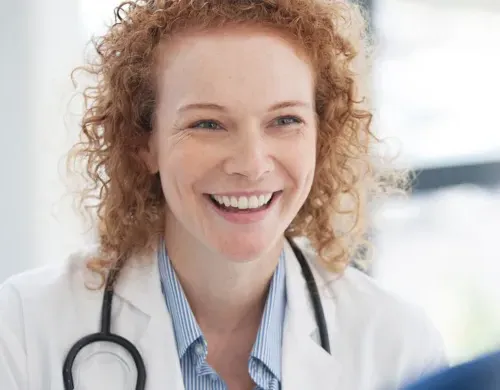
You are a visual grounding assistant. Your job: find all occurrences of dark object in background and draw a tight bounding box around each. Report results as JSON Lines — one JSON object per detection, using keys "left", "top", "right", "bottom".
{"left": 412, "top": 161, "right": 500, "bottom": 193}
{"left": 403, "top": 350, "right": 500, "bottom": 390}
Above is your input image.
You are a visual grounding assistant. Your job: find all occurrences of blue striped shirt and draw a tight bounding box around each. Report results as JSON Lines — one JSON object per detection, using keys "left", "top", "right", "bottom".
{"left": 158, "top": 243, "right": 286, "bottom": 390}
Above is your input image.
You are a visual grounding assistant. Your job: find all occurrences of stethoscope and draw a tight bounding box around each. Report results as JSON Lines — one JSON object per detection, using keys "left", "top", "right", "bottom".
{"left": 62, "top": 237, "right": 331, "bottom": 390}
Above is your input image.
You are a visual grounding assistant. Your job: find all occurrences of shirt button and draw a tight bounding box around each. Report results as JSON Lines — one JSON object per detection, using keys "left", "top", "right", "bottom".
{"left": 194, "top": 343, "right": 204, "bottom": 356}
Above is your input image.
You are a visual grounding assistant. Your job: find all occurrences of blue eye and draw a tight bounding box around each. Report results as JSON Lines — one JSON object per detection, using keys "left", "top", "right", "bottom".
{"left": 190, "top": 120, "right": 222, "bottom": 130}
{"left": 273, "top": 116, "right": 302, "bottom": 126}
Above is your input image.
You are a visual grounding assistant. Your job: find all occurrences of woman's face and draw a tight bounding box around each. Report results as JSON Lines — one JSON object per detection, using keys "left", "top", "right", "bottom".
{"left": 149, "top": 26, "right": 317, "bottom": 261}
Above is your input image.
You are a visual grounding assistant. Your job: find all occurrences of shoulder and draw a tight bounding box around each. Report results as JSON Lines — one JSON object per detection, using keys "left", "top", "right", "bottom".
{"left": 0, "top": 248, "right": 115, "bottom": 386}
{"left": 0, "top": 246, "right": 101, "bottom": 304}
{"left": 0, "top": 247, "right": 103, "bottom": 339}
{"left": 299, "top": 242, "right": 421, "bottom": 317}
{"left": 301, "top": 243, "right": 440, "bottom": 333}
{"left": 332, "top": 264, "right": 444, "bottom": 355}
{"left": 301, "top": 243, "right": 448, "bottom": 385}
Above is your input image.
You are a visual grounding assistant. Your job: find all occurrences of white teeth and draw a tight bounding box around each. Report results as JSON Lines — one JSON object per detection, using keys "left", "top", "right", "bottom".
{"left": 211, "top": 193, "right": 275, "bottom": 210}
{"left": 239, "top": 197, "right": 249, "bottom": 209}
{"left": 248, "top": 196, "right": 259, "bottom": 209}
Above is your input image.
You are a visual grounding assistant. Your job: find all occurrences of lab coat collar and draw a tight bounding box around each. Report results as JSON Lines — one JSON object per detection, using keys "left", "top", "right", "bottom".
{"left": 112, "top": 245, "right": 186, "bottom": 390}
{"left": 112, "top": 239, "right": 340, "bottom": 389}
{"left": 282, "top": 239, "right": 340, "bottom": 389}
{"left": 113, "top": 247, "right": 166, "bottom": 317}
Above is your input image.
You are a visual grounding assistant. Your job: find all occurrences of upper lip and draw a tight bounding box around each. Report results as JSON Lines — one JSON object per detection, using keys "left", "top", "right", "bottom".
{"left": 207, "top": 190, "right": 281, "bottom": 197}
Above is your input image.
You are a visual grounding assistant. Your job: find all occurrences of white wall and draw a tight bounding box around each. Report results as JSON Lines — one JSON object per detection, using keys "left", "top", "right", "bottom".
{"left": 0, "top": 0, "right": 36, "bottom": 281}
{"left": 0, "top": 0, "right": 95, "bottom": 282}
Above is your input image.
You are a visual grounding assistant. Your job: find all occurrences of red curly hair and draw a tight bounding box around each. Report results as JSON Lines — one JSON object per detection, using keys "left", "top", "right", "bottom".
{"left": 68, "top": 0, "right": 404, "bottom": 280}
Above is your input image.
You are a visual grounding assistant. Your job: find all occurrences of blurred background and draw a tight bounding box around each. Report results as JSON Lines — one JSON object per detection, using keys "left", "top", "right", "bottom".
{"left": 1, "top": 0, "right": 499, "bottom": 366}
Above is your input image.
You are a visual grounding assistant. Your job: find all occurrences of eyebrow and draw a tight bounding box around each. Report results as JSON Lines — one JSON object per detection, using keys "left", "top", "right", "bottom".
{"left": 268, "top": 100, "right": 312, "bottom": 111}
{"left": 177, "top": 103, "right": 227, "bottom": 113}
{"left": 177, "top": 100, "right": 312, "bottom": 114}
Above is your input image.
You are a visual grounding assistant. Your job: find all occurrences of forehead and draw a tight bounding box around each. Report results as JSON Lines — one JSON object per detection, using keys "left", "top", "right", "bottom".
{"left": 155, "top": 26, "right": 315, "bottom": 110}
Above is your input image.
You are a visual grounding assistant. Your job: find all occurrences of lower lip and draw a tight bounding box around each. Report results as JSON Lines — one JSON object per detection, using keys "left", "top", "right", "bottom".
{"left": 205, "top": 192, "right": 281, "bottom": 224}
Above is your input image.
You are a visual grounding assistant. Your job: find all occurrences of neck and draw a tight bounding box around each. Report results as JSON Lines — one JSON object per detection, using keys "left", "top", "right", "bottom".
{"left": 164, "top": 215, "right": 283, "bottom": 334}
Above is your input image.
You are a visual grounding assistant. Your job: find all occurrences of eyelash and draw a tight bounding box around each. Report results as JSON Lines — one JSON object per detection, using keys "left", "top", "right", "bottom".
{"left": 272, "top": 115, "right": 303, "bottom": 127}
{"left": 190, "top": 120, "right": 222, "bottom": 131}
{"left": 188, "top": 115, "right": 304, "bottom": 130}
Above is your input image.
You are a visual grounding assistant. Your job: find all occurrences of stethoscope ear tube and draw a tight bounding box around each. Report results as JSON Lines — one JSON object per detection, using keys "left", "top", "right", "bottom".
{"left": 286, "top": 237, "right": 331, "bottom": 354}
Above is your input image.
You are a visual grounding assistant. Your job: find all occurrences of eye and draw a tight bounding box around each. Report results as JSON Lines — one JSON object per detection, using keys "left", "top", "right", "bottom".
{"left": 272, "top": 116, "right": 303, "bottom": 127}
{"left": 189, "top": 120, "right": 222, "bottom": 131}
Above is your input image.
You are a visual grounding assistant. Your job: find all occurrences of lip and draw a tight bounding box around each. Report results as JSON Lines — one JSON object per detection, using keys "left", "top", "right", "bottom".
{"left": 207, "top": 190, "right": 281, "bottom": 197}
{"left": 205, "top": 191, "right": 282, "bottom": 224}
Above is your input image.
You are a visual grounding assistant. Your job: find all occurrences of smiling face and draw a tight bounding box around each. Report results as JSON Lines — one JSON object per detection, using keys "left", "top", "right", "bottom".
{"left": 148, "top": 26, "right": 317, "bottom": 262}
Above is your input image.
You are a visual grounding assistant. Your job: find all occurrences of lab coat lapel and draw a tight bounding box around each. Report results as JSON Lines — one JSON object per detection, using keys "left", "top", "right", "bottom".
{"left": 112, "top": 248, "right": 186, "bottom": 390}
{"left": 282, "top": 240, "right": 340, "bottom": 389}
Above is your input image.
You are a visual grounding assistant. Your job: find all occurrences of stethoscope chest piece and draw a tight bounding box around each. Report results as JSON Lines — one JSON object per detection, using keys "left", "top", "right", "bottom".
{"left": 65, "top": 349, "right": 133, "bottom": 389}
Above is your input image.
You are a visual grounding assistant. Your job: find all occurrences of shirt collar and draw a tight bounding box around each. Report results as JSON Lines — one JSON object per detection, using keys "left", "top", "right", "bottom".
{"left": 250, "top": 250, "right": 286, "bottom": 380}
{"left": 158, "top": 240, "right": 287, "bottom": 380}
{"left": 158, "top": 242, "right": 203, "bottom": 358}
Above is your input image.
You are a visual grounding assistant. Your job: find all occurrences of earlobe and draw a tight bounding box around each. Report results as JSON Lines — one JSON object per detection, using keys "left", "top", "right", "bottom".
{"left": 143, "top": 151, "right": 159, "bottom": 174}
{"left": 140, "top": 135, "right": 159, "bottom": 174}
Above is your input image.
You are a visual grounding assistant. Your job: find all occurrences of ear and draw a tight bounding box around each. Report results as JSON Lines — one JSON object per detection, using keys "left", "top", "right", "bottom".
{"left": 140, "top": 132, "right": 159, "bottom": 174}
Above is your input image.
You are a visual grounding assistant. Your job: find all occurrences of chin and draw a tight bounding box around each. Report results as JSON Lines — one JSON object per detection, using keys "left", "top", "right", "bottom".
{"left": 211, "top": 234, "right": 282, "bottom": 263}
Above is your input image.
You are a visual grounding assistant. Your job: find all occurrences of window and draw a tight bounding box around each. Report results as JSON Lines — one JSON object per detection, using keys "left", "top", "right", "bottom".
{"left": 373, "top": 0, "right": 500, "bottom": 364}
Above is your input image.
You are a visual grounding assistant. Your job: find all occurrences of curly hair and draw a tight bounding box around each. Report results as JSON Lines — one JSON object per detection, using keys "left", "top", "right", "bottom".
{"left": 68, "top": 0, "right": 405, "bottom": 280}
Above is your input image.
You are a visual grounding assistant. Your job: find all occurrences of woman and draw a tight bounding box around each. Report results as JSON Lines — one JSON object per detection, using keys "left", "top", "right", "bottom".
{"left": 0, "top": 0, "right": 447, "bottom": 389}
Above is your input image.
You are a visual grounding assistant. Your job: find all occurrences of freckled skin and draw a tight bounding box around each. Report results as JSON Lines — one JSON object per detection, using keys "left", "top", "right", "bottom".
{"left": 147, "top": 26, "right": 317, "bottom": 262}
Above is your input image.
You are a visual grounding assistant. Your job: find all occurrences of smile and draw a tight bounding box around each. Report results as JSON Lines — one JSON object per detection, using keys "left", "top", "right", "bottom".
{"left": 205, "top": 191, "right": 282, "bottom": 223}
{"left": 209, "top": 193, "right": 275, "bottom": 210}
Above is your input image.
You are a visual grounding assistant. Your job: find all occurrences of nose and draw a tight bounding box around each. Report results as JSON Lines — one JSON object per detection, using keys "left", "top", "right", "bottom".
{"left": 223, "top": 128, "right": 274, "bottom": 181}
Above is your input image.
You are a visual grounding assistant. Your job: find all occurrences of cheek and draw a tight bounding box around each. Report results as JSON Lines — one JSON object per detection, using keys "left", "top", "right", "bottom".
{"left": 285, "top": 134, "right": 317, "bottom": 183}
{"left": 157, "top": 139, "right": 220, "bottom": 193}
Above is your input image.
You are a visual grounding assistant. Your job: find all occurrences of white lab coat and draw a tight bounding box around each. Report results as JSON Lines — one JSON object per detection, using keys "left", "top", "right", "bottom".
{"left": 0, "top": 240, "right": 447, "bottom": 390}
